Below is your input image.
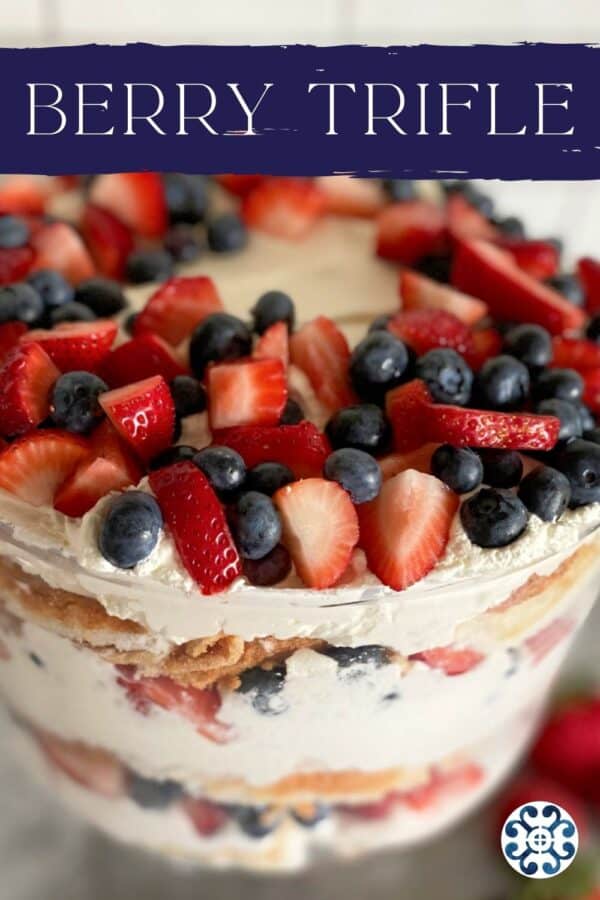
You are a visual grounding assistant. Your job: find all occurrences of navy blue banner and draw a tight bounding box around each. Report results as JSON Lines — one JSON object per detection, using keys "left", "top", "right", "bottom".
{"left": 2, "top": 43, "right": 600, "bottom": 178}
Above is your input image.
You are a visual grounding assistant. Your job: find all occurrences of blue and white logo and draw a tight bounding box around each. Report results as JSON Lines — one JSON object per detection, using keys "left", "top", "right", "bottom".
{"left": 501, "top": 801, "right": 579, "bottom": 879}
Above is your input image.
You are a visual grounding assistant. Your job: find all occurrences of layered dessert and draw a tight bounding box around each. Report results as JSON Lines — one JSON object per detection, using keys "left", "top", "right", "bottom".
{"left": 1, "top": 174, "right": 600, "bottom": 870}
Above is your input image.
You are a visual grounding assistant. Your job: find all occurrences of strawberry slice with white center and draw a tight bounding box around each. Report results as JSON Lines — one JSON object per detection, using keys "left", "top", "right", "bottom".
{"left": 578, "top": 256, "right": 600, "bottom": 315}
{"left": 37, "top": 730, "right": 124, "bottom": 797}
{"left": 0, "top": 175, "right": 49, "bottom": 215}
{"left": 425, "top": 403, "right": 560, "bottom": 451}
{"left": 411, "top": 646, "right": 484, "bottom": 676}
{"left": 253, "top": 321, "right": 289, "bottom": 367}
{"left": 149, "top": 461, "right": 241, "bottom": 594}
{"left": 90, "top": 172, "right": 167, "bottom": 238}
{"left": 358, "top": 469, "right": 458, "bottom": 591}
{"left": 242, "top": 178, "right": 326, "bottom": 239}
{"left": 551, "top": 336, "right": 600, "bottom": 372}
{"left": 316, "top": 175, "right": 385, "bottom": 218}
{"left": 30, "top": 221, "right": 96, "bottom": 284}
{"left": 99, "top": 333, "right": 187, "bottom": 389}
{"left": 289, "top": 316, "right": 355, "bottom": 413}
{"left": 80, "top": 203, "right": 134, "bottom": 280}
{"left": 100, "top": 375, "right": 175, "bottom": 463}
{"left": 379, "top": 443, "right": 438, "bottom": 480}
{"left": 273, "top": 478, "right": 359, "bottom": 589}
{"left": 388, "top": 308, "right": 473, "bottom": 357}
{"left": 134, "top": 276, "right": 223, "bottom": 347}
{"left": 498, "top": 238, "right": 560, "bottom": 280}
{"left": 0, "top": 321, "right": 27, "bottom": 366}
{"left": 376, "top": 200, "right": 446, "bottom": 264}
{"left": 0, "top": 342, "right": 60, "bottom": 436}
{"left": 212, "top": 421, "right": 330, "bottom": 478}
{"left": 0, "top": 246, "right": 34, "bottom": 285}
{"left": 463, "top": 327, "right": 503, "bottom": 372}
{"left": 385, "top": 379, "right": 431, "bottom": 452}
{"left": 207, "top": 357, "right": 287, "bottom": 430}
{"left": 452, "top": 239, "right": 584, "bottom": 335}
{"left": 182, "top": 797, "right": 229, "bottom": 836}
{"left": 399, "top": 269, "right": 488, "bottom": 326}
{"left": 0, "top": 430, "right": 89, "bottom": 505}
{"left": 446, "top": 193, "right": 499, "bottom": 243}
{"left": 21, "top": 320, "right": 118, "bottom": 373}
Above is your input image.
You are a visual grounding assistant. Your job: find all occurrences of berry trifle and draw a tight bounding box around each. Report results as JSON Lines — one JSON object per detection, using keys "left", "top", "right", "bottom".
{"left": 1, "top": 174, "right": 600, "bottom": 870}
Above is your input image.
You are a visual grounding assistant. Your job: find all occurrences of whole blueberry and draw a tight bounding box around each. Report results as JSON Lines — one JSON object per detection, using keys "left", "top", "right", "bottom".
{"left": 75, "top": 278, "right": 127, "bottom": 316}
{"left": 207, "top": 213, "right": 247, "bottom": 253}
{"left": 518, "top": 466, "right": 571, "bottom": 522}
{"left": 126, "top": 249, "right": 174, "bottom": 284}
{"left": 416, "top": 348, "right": 473, "bottom": 406}
{"left": 0, "top": 286, "right": 17, "bottom": 322}
{"left": 382, "top": 179, "right": 417, "bottom": 202}
{"left": 127, "top": 772, "right": 183, "bottom": 810}
{"left": 189, "top": 312, "right": 252, "bottom": 377}
{"left": 478, "top": 449, "right": 523, "bottom": 488}
{"left": 242, "top": 544, "right": 292, "bottom": 586}
{"left": 460, "top": 488, "right": 529, "bottom": 548}
{"left": 193, "top": 445, "right": 246, "bottom": 496}
{"left": 324, "top": 448, "right": 381, "bottom": 504}
{"left": 493, "top": 216, "right": 526, "bottom": 239}
{"left": 0, "top": 283, "right": 44, "bottom": 325}
{"left": 280, "top": 397, "right": 305, "bottom": 425}
{"left": 228, "top": 805, "right": 283, "bottom": 838}
{"left": 232, "top": 491, "right": 282, "bottom": 560}
{"left": 246, "top": 462, "right": 294, "bottom": 496}
{"left": 431, "top": 444, "right": 483, "bottom": 494}
{"left": 169, "top": 375, "right": 206, "bottom": 419}
{"left": 163, "top": 173, "right": 208, "bottom": 225}
{"left": 148, "top": 444, "right": 197, "bottom": 471}
{"left": 533, "top": 368, "right": 583, "bottom": 403}
{"left": 163, "top": 225, "right": 203, "bottom": 263}
{"left": 536, "top": 398, "right": 583, "bottom": 443}
{"left": 251, "top": 290, "right": 295, "bottom": 335}
{"left": 415, "top": 253, "right": 452, "bottom": 284}
{"left": 325, "top": 404, "right": 391, "bottom": 455}
{"left": 368, "top": 314, "right": 392, "bottom": 333}
{"left": 503, "top": 324, "right": 552, "bottom": 369}
{"left": 322, "top": 645, "right": 391, "bottom": 668}
{"left": 0, "top": 215, "right": 29, "bottom": 249}
{"left": 546, "top": 273, "right": 584, "bottom": 306}
{"left": 28, "top": 269, "right": 74, "bottom": 309}
{"left": 584, "top": 426, "right": 600, "bottom": 445}
{"left": 553, "top": 439, "right": 600, "bottom": 507}
{"left": 99, "top": 492, "right": 163, "bottom": 568}
{"left": 575, "top": 402, "right": 595, "bottom": 434}
{"left": 51, "top": 371, "right": 108, "bottom": 434}
{"left": 50, "top": 301, "right": 96, "bottom": 325}
{"left": 476, "top": 355, "right": 530, "bottom": 411}
{"left": 349, "top": 331, "right": 410, "bottom": 404}
{"left": 238, "top": 665, "right": 287, "bottom": 715}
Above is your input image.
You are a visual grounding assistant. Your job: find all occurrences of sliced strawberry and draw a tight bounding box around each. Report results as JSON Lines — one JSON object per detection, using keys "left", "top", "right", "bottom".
{"left": 0, "top": 430, "right": 88, "bottom": 505}
{"left": 399, "top": 269, "right": 487, "bottom": 326}
{"left": 149, "top": 462, "right": 241, "bottom": 594}
{"left": 578, "top": 257, "right": 600, "bottom": 315}
{"left": 342, "top": 791, "right": 401, "bottom": 821}
{"left": 80, "top": 203, "right": 134, "bottom": 280}
{"left": 253, "top": 321, "right": 289, "bottom": 367}
{"left": 316, "top": 175, "right": 385, "bottom": 218}
{"left": 498, "top": 238, "right": 560, "bottom": 280}
{"left": 242, "top": 178, "right": 326, "bottom": 239}
{"left": 273, "top": 478, "right": 359, "bottom": 589}
{"left": 403, "top": 764, "right": 483, "bottom": 812}
{"left": 446, "top": 193, "right": 498, "bottom": 243}
{"left": 531, "top": 694, "right": 600, "bottom": 798}
{"left": 426, "top": 403, "right": 560, "bottom": 450}
{"left": 212, "top": 421, "right": 330, "bottom": 478}
{"left": 412, "top": 646, "right": 484, "bottom": 676}
{"left": 21, "top": 320, "right": 118, "bottom": 373}
{"left": 215, "top": 174, "right": 264, "bottom": 196}
{"left": 463, "top": 327, "right": 503, "bottom": 372}
{"left": 583, "top": 368, "right": 600, "bottom": 414}
{"left": 289, "top": 316, "right": 354, "bottom": 412}
{"left": 385, "top": 379, "right": 432, "bottom": 452}
{"left": 134, "top": 276, "right": 223, "bottom": 347}
{"left": 525, "top": 617, "right": 574, "bottom": 665}
{"left": 207, "top": 358, "right": 287, "bottom": 430}
{"left": 90, "top": 172, "right": 167, "bottom": 238}
{"left": 0, "top": 343, "right": 60, "bottom": 436}
{"left": 99, "top": 375, "right": 174, "bottom": 463}
{"left": 182, "top": 797, "right": 229, "bottom": 836}
{"left": 358, "top": 469, "right": 457, "bottom": 591}
{"left": 376, "top": 200, "right": 446, "bottom": 264}
{"left": 0, "top": 322, "right": 28, "bottom": 367}
{"left": 30, "top": 222, "right": 96, "bottom": 284}
{"left": 379, "top": 443, "right": 437, "bottom": 480}
{"left": 452, "top": 239, "right": 584, "bottom": 335}
{"left": 100, "top": 333, "right": 187, "bottom": 389}
{"left": 0, "top": 245, "right": 34, "bottom": 284}
{"left": 0, "top": 176, "right": 48, "bottom": 215}
{"left": 552, "top": 336, "right": 600, "bottom": 372}
{"left": 388, "top": 309, "right": 473, "bottom": 357}
{"left": 37, "top": 730, "right": 124, "bottom": 797}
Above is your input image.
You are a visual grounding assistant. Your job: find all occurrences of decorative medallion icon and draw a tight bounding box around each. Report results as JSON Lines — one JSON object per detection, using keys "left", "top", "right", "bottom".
{"left": 501, "top": 801, "right": 579, "bottom": 879}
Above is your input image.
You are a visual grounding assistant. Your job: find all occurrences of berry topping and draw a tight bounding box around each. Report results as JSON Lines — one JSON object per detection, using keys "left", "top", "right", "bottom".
{"left": 148, "top": 461, "right": 241, "bottom": 593}
{"left": 0, "top": 343, "right": 60, "bottom": 436}
{"left": 206, "top": 212, "right": 248, "bottom": 252}
{"left": 425, "top": 404, "right": 560, "bottom": 451}
{"left": 318, "top": 174, "right": 385, "bottom": 218}
{"left": 415, "top": 348, "right": 473, "bottom": 406}
{"left": 242, "top": 544, "right": 292, "bottom": 586}
{"left": 245, "top": 461, "right": 294, "bottom": 496}
{"left": 193, "top": 445, "right": 247, "bottom": 498}
{"left": 322, "top": 645, "right": 391, "bottom": 668}
{"left": 385, "top": 379, "right": 431, "bottom": 452}
{"left": 578, "top": 256, "right": 600, "bottom": 314}
{"left": 460, "top": 488, "right": 529, "bottom": 548}
{"left": 0, "top": 283, "right": 43, "bottom": 325}
{"left": 358, "top": 469, "right": 457, "bottom": 590}
{"left": 446, "top": 192, "right": 499, "bottom": 242}
{"left": 134, "top": 276, "right": 223, "bottom": 347}
{"left": 30, "top": 222, "right": 96, "bottom": 285}
{"left": 325, "top": 403, "right": 391, "bottom": 455}
{"left": 376, "top": 200, "right": 446, "bottom": 264}
{"left": 242, "top": 178, "right": 325, "bottom": 240}
{"left": 98, "top": 491, "right": 163, "bottom": 568}
{"left": 99, "top": 375, "right": 175, "bottom": 463}
{"left": 80, "top": 204, "right": 134, "bottom": 280}
{"left": 231, "top": 491, "right": 282, "bottom": 560}
{"left": 0, "top": 246, "right": 34, "bottom": 285}
{"left": 207, "top": 358, "right": 287, "bottom": 430}
{"left": 215, "top": 174, "right": 264, "bottom": 196}
{"left": 50, "top": 371, "right": 108, "bottom": 434}
{"left": 90, "top": 172, "right": 167, "bottom": 238}
{"left": 126, "top": 248, "right": 174, "bottom": 284}
{"left": 499, "top": 238, "right": 560, "bottom": 280}
{"left": 169, "top": 375, "right": 206, "bottom": 419}
{"left": 382, "top": 179, "right": 417, "bottom": 203}
{"left": 253, "top": 320, "right": 289, "bottom": 367}
{"left": 399, "top": 269, "right": 487, "bottom": 326}
{"left": 413, "top": 646, "right": 484, "bottom": 676}
{"left": 274, "top": 478, "right": 359, "bottom": 589}
{"left": 27, "top": 268, "right": 74, "bottom": 309}
{"left": 553, "top": 438, "right": 600, "bottom": 507}
{"left": 536, "top": 398, "right": 583, "bottom": 442}
{"left": 464, "top": 327, "right": 503, "bottom": 372}
{"left": 546, "top": 272, "right": 583, "bottom": 306}
{"left": 126, "top": 772, "right": 183, "bottom": 810}
{"left": 324, "top": 447, "right": 382, "bottom": 504}
{"left": 189, "top": 312, "right": 252, "bottom": 378}
{"left": 163, "top": 225, "right": 203, "bottom": 263}
{"left": 477, "top": 448, "right": 523, "bottom": 488}
{"left": 388, "top": 309, "right": 472, "bottom": 357}
{"left": 503, "top": 323, "right": 553, "bottom": 369}
{"left": 0, "top": 321, "right": 27, "bottom": 365}
{"left": 0, "top": 430, "right": 88, "bottom": 506}
{"left": 99, "top": 333, "right": 186, "bottom": 389}
{"left": 74, "top": 277, "right": 127, "bottom": 317}
{"left": 21, "top": 320, "right": 118, "bottom": 373}
{"left": 279, "top": 397, "right": 305, "bottom": 425}
{"left": 349, "top": 331, "right": 410, "bottom": 404}
{"left": 532, "top": 367, "right": 584, "bottom": 403}
{"left": 0, "top": 176, "right": 47, "bottom": 216}
{"left": 50, "top": 302, "right": 96, "bottom": 325}
{"left": 290, "top": 316, "right": 354, "bottom": 412}
{"left": 238, "top": 665, "right": 287, "bottom": 715}
{"left": 213, "top": 421, "right": 330, "bottom": 478}
{"left": 430, "top": 444, "right": 483, "bottom": 494}
{"left": 518, "top": 465, "right": 571, "bottom": 522}
{"left": 251, "top": 290, "right": 295, "bottom": 334}
{"left": 551, "top": 335, "right": 600, "bottom": 372}
{"left": 475, "top": 354, "right": 530, "bottom": 411}
{"left": 182, "top": 798, "right": 228, "bottom": 836}
{"left": 163, "top": 173, "right": 207, "bottom": 225}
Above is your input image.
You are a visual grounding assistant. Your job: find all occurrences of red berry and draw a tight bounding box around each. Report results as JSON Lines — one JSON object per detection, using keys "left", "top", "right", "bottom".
{"left": 212, "top": 421, "right": 330, "bottom": 478}
{"left": 80, "top": 203, "right": 134, "bottom": 280}
{"left": 463, "top": 327, "right": 503, "bottom": 372}
{"left": 0, "top": 176, "right": 48, "bottom": 215}
{"left": 0, "top": 429, "right": 89, "bottom": 506}
{"left": 207, "top": 358, "right": 287, "bottom": 430}
{"left": 446, "top": 193, "right": 499, "bottom": 243}
{"left": 552, "top": 336, "right": 600, "bottom": 372}
{"left": 578, "top": 257, "right": 600, "bottom": 315}
{"left": 182, "top": 797, "right": 229, "bottom": 836}
{"left": 494, "top": 774, "right": 589, "bottom": 845}
{"left": 30, "top": 222, "right": 96, "bottom": 285}
{"left": 99, "top": 375, "right": 175, "bottom": 463}
{"left": 316, "top": 175, "right": 385, "bottom": 218}
{"left": 90, "top": 172, "right": 167, "bottom": 238}
{"left": 412, "top": 645, "right": 484, "bottom": 676}
{"left": 385, "top": 379, "right": 431, "bottom": 452}
{"left": 379, "top": 443, "right": 437, "bottom": 480}
{"left": 99, "top": 333, "right": 187, "bottom": 389}
{"left": 22, "top": 320, "right": 118, "bottom": 373}
{"left": 388, "top": 309, "right": 473, "bottom": 357}
{"left": 499, "top": 238, "right": 560, "bottom": 280}
{"left": 0, "top": 322, "right": 28, "bottom": 366}
{"left": 0, "top": 343, "right": 60, "bottom": 437}
{"left": 289, "top": 315, "right": 355, "bottom": 413}
{"left": 253, "top": 321, "right": 289, "bottom": 367}
{"left": 399, "top": 269, "right": 488, "bottom": 326}
{"left": 242, "top": 178, "right": 326, "bottom": 239}
{"left": 0, "top": 246, "right": 34, "bottom": 285}
{"left": 134, "top": 276, "right": 223, "bottom": 347}
{"left": 425, "top": 404, "right": 560, "bottom": 451}
{"left": 376, "top": 200, "right": 446, "bottom": 264}
{"left": 214, "top": 174, "right": 264, "bottom": 196}
{"left": 583, "top": 368, "right": 600, "bottom": 414}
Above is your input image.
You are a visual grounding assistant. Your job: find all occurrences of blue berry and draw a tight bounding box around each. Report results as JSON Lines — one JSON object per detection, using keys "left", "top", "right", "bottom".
{"left": 478, "top": 449, "right": 523, "bottom": 488}
{"left": 251, "top": 290, "right": 295, "bottom": 334}
{"left": 368, "top": 314, "right": 392, "bottom": 332}
{"left": 164, "top": 225, "right": 203, "bottom": 263}
{"left": 232, "top": 491, "right": 281, "bottom": 560}
{"left": 99, "top": 492, "right": 163, "bottom": 568}
{"left": 476, "top": 355, "right": 530, "bottom": 410}
{"left": 51, "top": 371, "right": 108, "bottom": 434}
{"left": 207, "top": 213, "right": 247, "bottom": 253}
{"left": 228, "top": 805, "right": 283, "bottom": 838}
{"left": 584, "top": 427, "right": 600, "bottom": 445}
{"left": 148, "top": 444, "right": 196, "bottom": 471}
{"left": 504, "top": 324, "right": 552, "bottom": 369}
{"left": 74, "top": 278, "right": 126, "bottom": 316}
{"left": 0, "top": 283, "right": 44, "bottom": 325}
{"left": 280, "top": 398, "right": 304, "bottom": 425}
{"left": 493, "top": 216, "right": 525, "bottom": 239}
{"left": 536, "top": 398, "right": 582, "bottom": 442}
{"left": 127, "top": 772, "right": 183, "bottom": 809}
{"left": 28, "top": 269, "right": 74, "bottom": 309}
{"left": 533, "top": 368, "right": 583, "bottom": 403}
{"left": 126, "top": 249, "right": 173, "bottom": 284}
{"left": 189, "top": 313, "right": 252, "bottom": 377}
{"left": 547, "top": 273, "right": 584, "bottom": 306}
{"left": 416, "top": 348, "right": 473, "bottom": 406}
{"left": 246, "top": 462, "right": 294, "bottom": 496}
{"left": 0, "top": 215, "right": 29, "bottom": 249}
{"left": 193, "top": 445, "right": 246, "bottom": 496}
{"left": 238, "top": 665, "right": 287, "bottom": 715}
{"left": 575, "top": 402, "right": 595, "bottom": 434}
{"left": 382, "top": 179, "right": 417, "bottom": 202}
{"left": 460, "top": 488, "right": 529, "bottom": 548}
{"left": 292, "top": 805, "right": 330, "bottom": 828}
{"left": 349, "top": 331, "right": 410, "bottom": 404}
{"left": 431, "top": 444, "right": 483, "bottom": 494}
{"left": 518, "top": 466, "right": 571, "bottom": 522}
{"left": 50, "top": 301, "right": 96, "bottom": 325}
{"left": 324, "top": 448, "right": 381, "bottom": 504}
{"left": 553, "top": 439, "right": 600, "bottom": 507}
{"left": 242, "top": 544, "right": 291, "bottom": 586}
{"left": 163, "top": 173, "right": 208, "bottom": 225}
{"left": 322, "top": 645, "right": 391, "bottom": 668}
{"left": 325, "top": 404, "right": 391, "bottom": 455}
{"left": 586, "top": 315, "right": 600, "bottom": 343}
{"left": 169, "top": 375, "right": 206, "bottom": 419}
